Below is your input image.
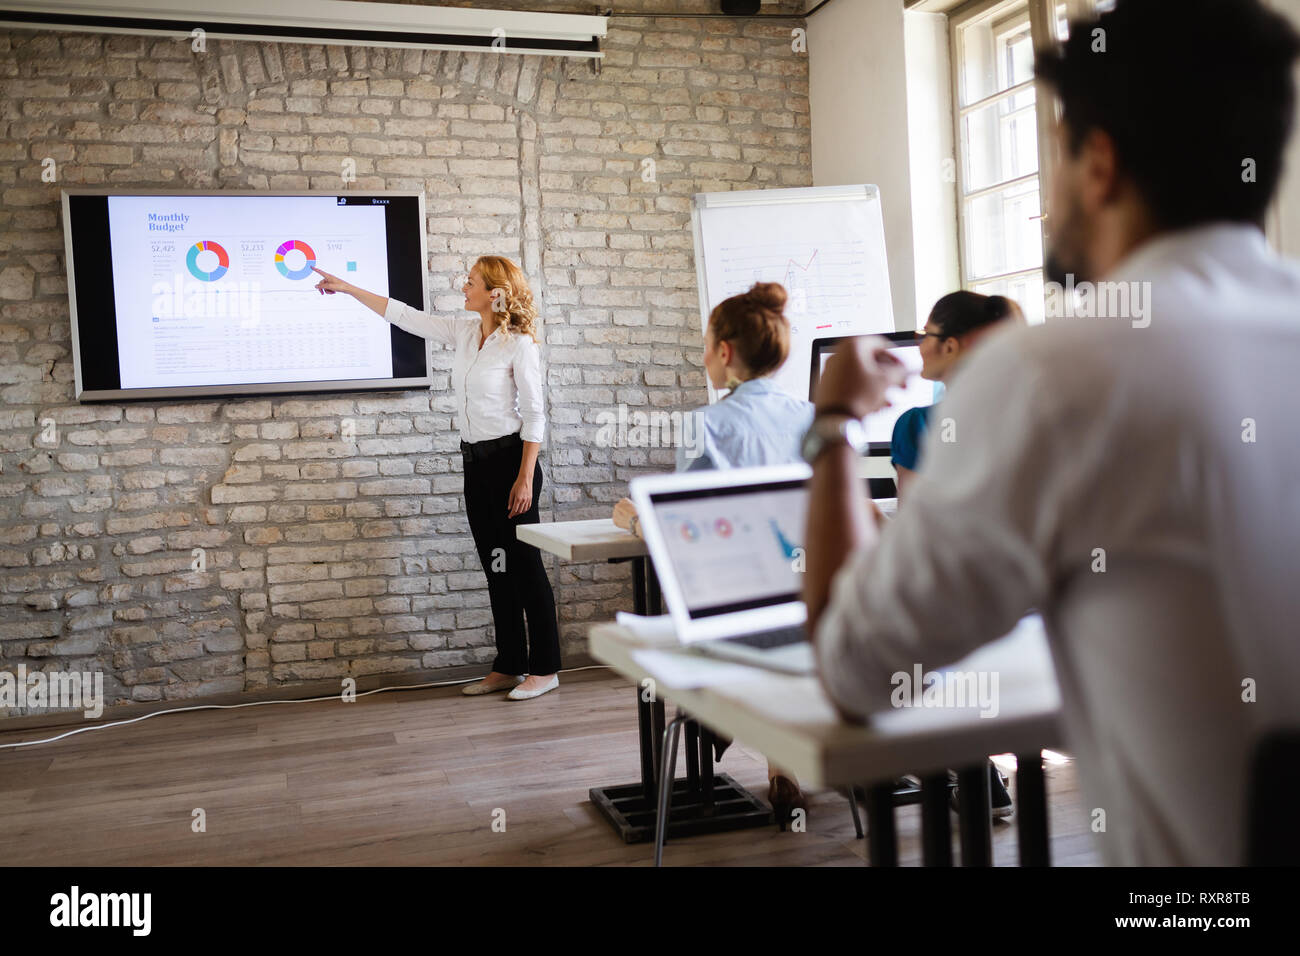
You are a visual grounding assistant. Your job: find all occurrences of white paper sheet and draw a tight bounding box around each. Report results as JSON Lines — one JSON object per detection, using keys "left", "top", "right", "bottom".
{"left": 629, "top": 648, "right": 772, "bottom": 689}
{"left": 614, "top": 611, "right": 678, "bottom": 639}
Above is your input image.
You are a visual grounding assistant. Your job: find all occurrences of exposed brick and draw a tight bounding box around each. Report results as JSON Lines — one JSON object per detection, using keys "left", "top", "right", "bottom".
{"left": 0, "top": 3, "right": 811, "bottom": 713}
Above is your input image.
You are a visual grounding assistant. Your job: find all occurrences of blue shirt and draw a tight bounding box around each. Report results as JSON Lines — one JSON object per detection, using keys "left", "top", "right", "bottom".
{"left": 676, "top": 377, "right": 814, "bottom": 472}
{"left": 890, "top": 405, "right": 932, "bottom": 472}
{"left": 890, "top": 381, "right": 946, "bottom": 471}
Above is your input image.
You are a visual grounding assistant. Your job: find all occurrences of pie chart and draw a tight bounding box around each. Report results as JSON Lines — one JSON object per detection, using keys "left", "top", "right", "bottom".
{"left": 185, "top": 240, "right": 229, "bottom": 282}
{"left": 275, "top": 239, "right": 317, "bottom": 280}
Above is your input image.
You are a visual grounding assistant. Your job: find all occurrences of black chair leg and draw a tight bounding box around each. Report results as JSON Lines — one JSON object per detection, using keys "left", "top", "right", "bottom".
{"left": 846, "top": 784, "right": 865, "bottom": 839}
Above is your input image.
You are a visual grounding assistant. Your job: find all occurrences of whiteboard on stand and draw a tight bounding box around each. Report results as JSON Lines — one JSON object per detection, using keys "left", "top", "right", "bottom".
{"left": 690, "top": 184, "right": 896, "bottom": 403}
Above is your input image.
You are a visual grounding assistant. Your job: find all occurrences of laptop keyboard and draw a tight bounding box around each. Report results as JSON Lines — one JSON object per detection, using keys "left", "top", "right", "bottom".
{"left": 718, "top": 625, "right": 806, "bottom": 650}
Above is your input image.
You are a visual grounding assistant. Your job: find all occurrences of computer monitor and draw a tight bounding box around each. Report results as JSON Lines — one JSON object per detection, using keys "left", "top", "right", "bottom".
{"left": 809, "top": 332, "right": 943, "bottom": 455}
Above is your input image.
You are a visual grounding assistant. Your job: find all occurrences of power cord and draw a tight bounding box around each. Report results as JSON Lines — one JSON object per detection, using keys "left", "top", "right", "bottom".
{"left": 0, "top": 664, "right": 613, "bottom": 751}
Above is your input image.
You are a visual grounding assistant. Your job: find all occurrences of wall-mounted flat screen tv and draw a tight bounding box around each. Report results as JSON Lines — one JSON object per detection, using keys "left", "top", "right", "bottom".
{"left": 61, "top": 188, "right": 430, "bottom": 402}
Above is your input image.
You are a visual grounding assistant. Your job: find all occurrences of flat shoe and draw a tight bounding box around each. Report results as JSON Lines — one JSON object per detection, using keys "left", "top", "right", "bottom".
{"left": 462, "top": 676, "right": 524, "bottom": 696}
{"left": 506, "top": 675, "right": 559, "bottom": 700}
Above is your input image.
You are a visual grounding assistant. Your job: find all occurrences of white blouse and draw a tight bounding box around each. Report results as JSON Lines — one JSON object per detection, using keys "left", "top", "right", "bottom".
{"left": 383, "top": 298, "right": 545, "bottom": 445}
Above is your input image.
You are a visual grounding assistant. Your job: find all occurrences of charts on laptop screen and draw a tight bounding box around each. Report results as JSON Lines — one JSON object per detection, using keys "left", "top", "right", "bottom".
{"left": 62, "top": 190, "right": 430, "bottom": 401}
{"left": 649, "top": 482, "right": 808, "bottom": 619}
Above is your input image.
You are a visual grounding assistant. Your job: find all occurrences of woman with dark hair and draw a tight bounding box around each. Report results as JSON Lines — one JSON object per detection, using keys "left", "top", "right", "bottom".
{"left": 312, "top": 256, "right": 562, "bottom": 701}
{"left": 892, "top": 291, "right": 1025, "bottom": 501}
{"left": 611, "top": 281, "right": 815, "bottom": 827}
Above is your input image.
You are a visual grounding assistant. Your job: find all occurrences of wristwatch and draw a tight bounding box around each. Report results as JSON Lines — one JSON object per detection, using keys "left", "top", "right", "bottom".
{"left": 800, "top": 414, "right": 870, "bottom": 464}
{"left": 629, "top": 513, "right": 640, "bottom": 537}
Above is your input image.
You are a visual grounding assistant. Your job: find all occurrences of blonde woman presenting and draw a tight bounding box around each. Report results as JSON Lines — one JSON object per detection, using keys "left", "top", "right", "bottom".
{"left": 313, "top": 257, "right": 561, "bottom": 700}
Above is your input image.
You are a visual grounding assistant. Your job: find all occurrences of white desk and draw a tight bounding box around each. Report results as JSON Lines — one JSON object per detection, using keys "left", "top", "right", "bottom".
{"left": 515, "top": 517, "right": 657, "bottom": 619}
{"left": 589, "top": 616, "right": 1063, "bottom": 865}
{"left": 516, "top": 505, "right": 896, "bottom": 559}
{"left": 515, "top": 518, "right": 646, "bottom": 562}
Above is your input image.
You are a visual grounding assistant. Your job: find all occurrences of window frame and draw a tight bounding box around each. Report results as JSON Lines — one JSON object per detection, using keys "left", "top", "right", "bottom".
{"left": 948, "top": 0, "right": 1081, "bottom": 315}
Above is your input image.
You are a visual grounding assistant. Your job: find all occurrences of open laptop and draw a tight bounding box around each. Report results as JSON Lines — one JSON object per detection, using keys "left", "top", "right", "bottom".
{"left": 630, "top": 463, "right": 816, "bottom": 675}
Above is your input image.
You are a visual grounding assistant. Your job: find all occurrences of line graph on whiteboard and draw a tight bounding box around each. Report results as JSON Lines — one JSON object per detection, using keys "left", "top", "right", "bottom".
{"left": 694, "top": 186, "right": 896, "bottom": 402}
{"left": 714, "top": 238, "right": 873, "bottom": 340}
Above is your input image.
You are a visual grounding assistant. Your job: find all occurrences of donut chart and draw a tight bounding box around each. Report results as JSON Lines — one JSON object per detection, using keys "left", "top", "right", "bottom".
{"left": 185, "top": 240, "right": 229, "bottom": 282}
{"left": 275, "top": 239, "right": 317, "bottom": 280}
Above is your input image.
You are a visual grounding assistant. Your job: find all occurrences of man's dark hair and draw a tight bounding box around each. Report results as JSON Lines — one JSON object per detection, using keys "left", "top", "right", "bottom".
{"left": 1036, "top": 0, "right": 1300, "bottom": 230}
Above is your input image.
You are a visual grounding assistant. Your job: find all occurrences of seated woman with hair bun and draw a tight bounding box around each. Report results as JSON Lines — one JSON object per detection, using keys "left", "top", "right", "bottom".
{"left": 612, "top": 281, "right": 815, "bottom": 828}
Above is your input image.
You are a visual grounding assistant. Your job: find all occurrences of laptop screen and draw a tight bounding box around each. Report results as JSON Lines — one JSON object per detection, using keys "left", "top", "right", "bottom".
{"left": 645, "top": 479, "right": 808, "bottom": 620}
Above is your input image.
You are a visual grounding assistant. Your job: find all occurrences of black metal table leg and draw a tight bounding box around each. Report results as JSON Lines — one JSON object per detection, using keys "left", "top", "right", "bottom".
{"left": 588, "top": 555, "right": 770, "bottom": 843}
{"left": 684, "top": 719, "right": 700, "bottom": 792}
{"left": 631, "top": 555, "right": 655, "bottom": 805}
{"left": 920, "top": 772, "right": 953, "bottom": 866}
{"left": 699, "top": 726, "right": 715, "bottom": 808}
{"left": 864, "top": 781, "right": 899, "bottom": 866}
{"left": 591, "top": 689, "right": 769, "bottom": 842}
{"left": 1015, "top": 751, "right": 1050, "bottom": 866}
{"left": 646, "top": 558, "right": 662, "bottom": 615}
{"left": 650, "top": 695, "right": 666, "bottom": 789}
{"left": 631, "top": 556, "right": 647, "bottom": 616}
{"left": 636, "top": 687, "right": 656, "bottom": 804}
{"left": 956, "top": 762, "right": 993, "bottom": 866}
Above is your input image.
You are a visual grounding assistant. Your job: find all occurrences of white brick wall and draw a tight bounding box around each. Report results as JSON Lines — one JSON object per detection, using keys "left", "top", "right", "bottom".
{"left": 0, "top": 1, "right": 812, "bottom": 712}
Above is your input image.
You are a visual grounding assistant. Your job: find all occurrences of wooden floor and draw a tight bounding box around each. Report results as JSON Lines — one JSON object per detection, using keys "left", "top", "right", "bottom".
{"left": 0, "top": 668, "right": 1101, "bottom": 866}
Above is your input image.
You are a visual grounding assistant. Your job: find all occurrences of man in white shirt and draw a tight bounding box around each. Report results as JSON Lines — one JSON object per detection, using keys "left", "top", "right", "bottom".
{"left": 802, "top": 0, "right": 1300, "bottom": 865}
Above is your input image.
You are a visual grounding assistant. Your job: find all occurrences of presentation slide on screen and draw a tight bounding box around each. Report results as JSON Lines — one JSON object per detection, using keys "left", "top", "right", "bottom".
{"left": 654, "top": 487, "right": 808, "bottom": 616}
{"left": 107, "top": 195, "right": 393, "bottom": 388}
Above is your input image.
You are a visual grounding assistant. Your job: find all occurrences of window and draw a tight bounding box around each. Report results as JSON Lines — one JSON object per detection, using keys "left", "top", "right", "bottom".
{"left": 949, "top": 0, "right": 1076, "bottom": 323}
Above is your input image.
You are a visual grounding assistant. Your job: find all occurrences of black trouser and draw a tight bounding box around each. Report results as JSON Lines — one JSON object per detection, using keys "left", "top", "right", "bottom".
{"left": 461, "top": 433, "right": 561, "bottom": 676}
